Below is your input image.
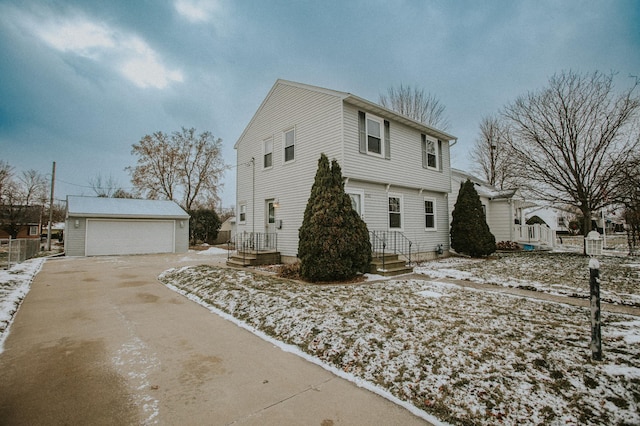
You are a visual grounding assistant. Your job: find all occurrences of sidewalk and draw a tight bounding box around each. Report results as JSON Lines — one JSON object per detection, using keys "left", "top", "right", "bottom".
{"left": 0, "top": 254, "right": 429, "bottom": 425}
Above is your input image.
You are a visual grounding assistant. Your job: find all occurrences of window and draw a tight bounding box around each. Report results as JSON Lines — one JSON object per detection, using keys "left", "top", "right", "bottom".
{"left": 421, "top": 134, "right": 438, "bottom": 170}
{"left": 347, "top": 189, "right": 365, "bottom": 217}
{"left": 359, "top": 111, "right": 390, "bottom": 159}
{"left": 29, "top": 226, "right": 39, "bottom": 236}
{"left": 388, "top": 195, "right": 402, "bottom": 229}
{"left": 263, "top": 138, "right": 273, "bottom": 168}
{"left": 239, "top": 204, "right": 246, "bottom": 223}
{"left": 367, "top": 117, "right": 382, "bottom": 154}
{"left": 424, "top": 198, "right": 436, "bottom": 230}
{"left": 284, "top": 128, "right": 295, "bottom": 162}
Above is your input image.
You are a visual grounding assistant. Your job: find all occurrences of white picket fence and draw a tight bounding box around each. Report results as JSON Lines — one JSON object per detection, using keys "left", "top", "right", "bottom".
{"left": 513, "top": 224, "right": 555, "bottom": 248}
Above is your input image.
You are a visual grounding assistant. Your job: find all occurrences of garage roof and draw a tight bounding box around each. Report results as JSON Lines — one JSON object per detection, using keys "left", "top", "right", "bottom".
{"left": 67, "top": 196, "right": 190, "bottom": 219}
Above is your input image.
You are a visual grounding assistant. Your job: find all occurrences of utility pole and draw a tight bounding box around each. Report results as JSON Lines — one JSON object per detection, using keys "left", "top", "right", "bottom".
{"left": 47, "top": 161, "right": 56, "bottom": 251}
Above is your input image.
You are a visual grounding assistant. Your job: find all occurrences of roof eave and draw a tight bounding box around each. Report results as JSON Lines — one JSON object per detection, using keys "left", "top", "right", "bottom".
{"left": 343, "top": 95, "right": 456, "bottom": 141}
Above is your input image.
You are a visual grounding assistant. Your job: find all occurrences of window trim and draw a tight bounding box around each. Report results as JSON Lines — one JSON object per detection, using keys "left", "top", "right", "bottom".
{"left": 424, "top": 197, "right": 437, "bottom": 231}
{"left": 263, "top": 137, "right": 273, "bottom": 169}
{"left": 388, "top": 193, "right": 403, "bottom": 230}
{"left": 283, "top": 128, "right": 295, "bottom": 163}
{"left": 421, "top": 134, "right": 439, "bottom": 171}
{"left": 239, "top": 203, "right": 246, "bottom": 224}
{"left": 346, "top": 188, "right": 365, "bottom": 219}
{"left": 366, "top": 114, "right": 384, "bottom": 157}
{"left": 29, "top": 225, "right": 39, "bottom": 236}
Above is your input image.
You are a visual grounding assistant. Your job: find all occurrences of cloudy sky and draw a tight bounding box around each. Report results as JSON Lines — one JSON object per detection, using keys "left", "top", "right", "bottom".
{"left": 1, "top": 0, "right": 639, "bottom": 209}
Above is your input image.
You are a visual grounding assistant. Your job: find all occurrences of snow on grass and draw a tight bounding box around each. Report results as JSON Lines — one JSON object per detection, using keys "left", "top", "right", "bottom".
{"left": 416, "top": 252, "right": 640, "bottom": 307}
{"left": 159, "top": 265, "right": 640, "bottom": 426}
{"left": 0, "top": 258, "right": 45, "bottom": 353}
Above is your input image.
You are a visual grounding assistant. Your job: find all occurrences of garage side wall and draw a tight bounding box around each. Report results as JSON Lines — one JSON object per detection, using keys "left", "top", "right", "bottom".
{"left": 64, "top": 216, "right": 87, "bottom": 256}
{"left": 175, "top": 219, "right": 188, "bottom": 253}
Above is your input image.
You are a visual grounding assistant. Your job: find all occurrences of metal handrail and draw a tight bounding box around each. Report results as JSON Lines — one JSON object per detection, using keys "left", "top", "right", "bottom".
{"left": 369, "top": 230, "right": 412, "bottom": 263}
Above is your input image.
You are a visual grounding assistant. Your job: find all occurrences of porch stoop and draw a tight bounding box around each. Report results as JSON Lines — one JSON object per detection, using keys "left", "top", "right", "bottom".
{"left": 370, "top": 253, "right": 414, "bottom": 277}
{"left": 226, "top": 251, "right": 281, "bottom": 267}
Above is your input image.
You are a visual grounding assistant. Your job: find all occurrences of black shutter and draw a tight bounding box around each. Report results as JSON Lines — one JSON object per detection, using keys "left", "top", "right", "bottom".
{"left": 358, "top": 111, "right": 366, "bottom": 153}
{"left": 384, "top": 120, "right": 391, "bottom": 159}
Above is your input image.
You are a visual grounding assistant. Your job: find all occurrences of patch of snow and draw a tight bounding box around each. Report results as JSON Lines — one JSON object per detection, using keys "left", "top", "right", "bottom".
{"left": 416, "top": 290, "right": 443, "bottom": 298}
{"left": 0, "top": 258, "right": 46, "bottom": 354}
{"left": 194, "top": 247, "right": 228, "bottom": 255}
{"left": 159, "top": 265, "right": 640, "bottom": 425}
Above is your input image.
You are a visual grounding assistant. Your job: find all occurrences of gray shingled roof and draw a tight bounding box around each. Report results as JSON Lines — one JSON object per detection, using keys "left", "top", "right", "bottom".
{"left": 67, "top": 196, "right": 189, "bottom": 219}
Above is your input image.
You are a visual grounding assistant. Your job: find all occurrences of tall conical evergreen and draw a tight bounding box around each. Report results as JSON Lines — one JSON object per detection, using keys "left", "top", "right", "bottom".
{"left": 298, "top": 154, "right": 371, "bottom": 282}
{"left": 450, "top": 179, "right": 496, "bottom": 257}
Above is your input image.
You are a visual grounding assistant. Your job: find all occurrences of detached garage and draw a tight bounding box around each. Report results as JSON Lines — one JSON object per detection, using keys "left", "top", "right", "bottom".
{"left": 65, "top": 196, "right": 190, "bottom": 256}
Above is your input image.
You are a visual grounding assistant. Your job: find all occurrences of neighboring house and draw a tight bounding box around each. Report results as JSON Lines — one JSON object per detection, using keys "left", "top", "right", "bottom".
{"left": 213, "top": 216, "right": 236, "bottom": 245}
{"left": 525, "top": 205, "right": 572, "bottom": 234}
{"left": 234, "top": 79, "right": 457, "bottom": 263}
{"left": 65, "top": 196, "right": 190, "bottom": 256}
{"left": 449, "top": 169, "right": 554, "bottom": 247}
{"left": 0, "top": 205, "right": 43, "bottom": 239}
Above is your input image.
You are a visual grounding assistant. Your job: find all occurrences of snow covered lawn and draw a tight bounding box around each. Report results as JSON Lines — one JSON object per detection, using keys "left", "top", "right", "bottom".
{"left": 159, "top": 264, "right": 640, "bottom": 426}
{"left": 415, "top": 252, "right": 640, "bottom": 307}
{"left": 0, "top": 258, "right": 45, "bottom": 352}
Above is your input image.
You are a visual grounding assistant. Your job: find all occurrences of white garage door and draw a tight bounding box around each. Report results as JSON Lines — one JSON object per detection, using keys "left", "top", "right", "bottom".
{"left": 86, "top": 219, "right": 175, "bottom": 256}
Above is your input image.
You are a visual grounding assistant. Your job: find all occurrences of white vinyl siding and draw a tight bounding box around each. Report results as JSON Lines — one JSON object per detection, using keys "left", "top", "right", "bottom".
{"left": 235, "top": 81, "right": 343, "bottom": 257}
{"left": 343, "top": 104, "right": 451, "bottom": 193}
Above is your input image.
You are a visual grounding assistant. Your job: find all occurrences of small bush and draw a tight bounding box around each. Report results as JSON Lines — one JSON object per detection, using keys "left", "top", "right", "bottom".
{"left": 278, "top": 262, "right": 301, "bottom": 279}
{"left": 497, "top": 241, "right": 520, "bottom": 250}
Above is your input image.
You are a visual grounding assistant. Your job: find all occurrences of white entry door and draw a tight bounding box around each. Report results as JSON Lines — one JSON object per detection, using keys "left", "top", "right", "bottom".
{"left": 265, "top": 199, "right": 276, "bottom": 235}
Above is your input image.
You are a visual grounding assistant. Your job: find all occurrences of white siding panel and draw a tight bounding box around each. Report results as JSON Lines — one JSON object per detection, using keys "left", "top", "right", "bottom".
{"left": 86, "top": 219, "right": 175, "bottom": 256}
{"left": 342, "top": 104, "right": 451, "bottom": 193}
{"left": 346, "top": 180, "right": 450, "bottom": 257}
{"left": 235, "top": 82, "right": 344, "bottom": 257}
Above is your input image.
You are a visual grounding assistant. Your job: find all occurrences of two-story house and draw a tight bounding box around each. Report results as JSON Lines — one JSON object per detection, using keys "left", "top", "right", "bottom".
{"left": 233, "top": 79, "right": 457, "bottom": 264}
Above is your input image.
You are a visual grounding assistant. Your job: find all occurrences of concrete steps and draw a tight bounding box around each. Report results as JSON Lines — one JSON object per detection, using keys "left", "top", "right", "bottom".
{"left": 370, "top": 253, "right": 413, "bottom": 277}
{"left": 226, "top": 251, "right": 281, "bottom": 267}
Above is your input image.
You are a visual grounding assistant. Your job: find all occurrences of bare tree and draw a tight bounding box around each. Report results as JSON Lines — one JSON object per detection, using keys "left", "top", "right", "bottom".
{"left": 502, "top": 70, "right": 640, "bottom": 240}
{"left": 612, "top": 151, "right": 640, "bottom": 254}
{"left": 0, "top": 161, "right": 13, "bottom": 203}
{"left": 470, "top": 115, "right": 519, "bottom": 189}
{"left": 127, "top": 127, "right": 226, "bottom": 210}
{"left": 379, "top": 84, "right": 450, "bottom": 130}
{"left": 89, "top": 174, "right": 120, "bottom": 198}
{"left": 0, "top": 167, "right": 48, "bottom": 238}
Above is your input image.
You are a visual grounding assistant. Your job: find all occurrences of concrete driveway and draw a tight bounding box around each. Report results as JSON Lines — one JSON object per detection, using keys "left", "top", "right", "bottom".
{"left": 0, "top": 253, "right": 429, "bottom": 425}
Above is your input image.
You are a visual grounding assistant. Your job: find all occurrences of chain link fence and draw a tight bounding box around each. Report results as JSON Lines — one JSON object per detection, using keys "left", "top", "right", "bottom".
{"left": 0, "top": 239, "right": 42, "bottom": 269}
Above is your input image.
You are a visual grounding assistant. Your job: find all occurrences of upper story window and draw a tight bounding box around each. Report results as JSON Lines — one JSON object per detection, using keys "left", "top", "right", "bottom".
{"left": 367, "top": 116, "right": 383, "bottom": 155}
{"left": 239, "top": 204, "right": 246, "bottom": 223}
{"left": 263, "top": 138, "right": 273, "bottom": 169}
{"left": 359, "top": 111, "right": 390, "bottom": 159}
{"left": 424, "top": 198, "right": 436, "bottom": 230}
{"left": 388, "top": 194, "right": 402, "bottom": 229}
{"left": 29, "top": 225, "right": 39, "bottom": 236}
{"left": 421, "top": 134, "right": 439, "bottom": 170}
{"left": 284, "top": 128, "right": 295, "bottom": 162}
